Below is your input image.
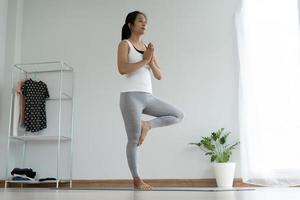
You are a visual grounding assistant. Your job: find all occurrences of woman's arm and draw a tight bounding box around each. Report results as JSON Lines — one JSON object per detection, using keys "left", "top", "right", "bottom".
{"left": 149, "top": 53, "right": 162, "bottom": 80}
{"left": 117, "top": 40, "right": 151, "bottom": 75}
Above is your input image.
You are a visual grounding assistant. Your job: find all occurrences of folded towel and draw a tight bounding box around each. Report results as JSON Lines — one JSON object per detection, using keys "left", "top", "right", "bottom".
{"left": 12, "top": 174, "right": 35, "bottom": 181}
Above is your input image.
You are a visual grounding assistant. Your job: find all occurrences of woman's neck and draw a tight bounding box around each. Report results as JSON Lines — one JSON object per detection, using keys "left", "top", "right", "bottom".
{"left": 129, "top": 33, "right": 142, "bottom": 43}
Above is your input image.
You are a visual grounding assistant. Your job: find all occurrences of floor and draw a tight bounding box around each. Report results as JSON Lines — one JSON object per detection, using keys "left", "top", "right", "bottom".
{"left": 1, "top": 187, "right": 300, "bottom": 200}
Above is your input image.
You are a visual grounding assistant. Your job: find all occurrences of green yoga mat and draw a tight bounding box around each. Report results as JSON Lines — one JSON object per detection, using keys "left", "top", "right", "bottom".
{"left": 56, "top": 187, "right": 256, "bottom": 192}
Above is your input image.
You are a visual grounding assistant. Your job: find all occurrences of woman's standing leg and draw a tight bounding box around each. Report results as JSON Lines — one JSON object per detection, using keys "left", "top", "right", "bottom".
{"left": 119, "top": 92, "right": 152, "bottom": 189}
{"left": 120, "top": 92, "right": 143, "bottom": 178}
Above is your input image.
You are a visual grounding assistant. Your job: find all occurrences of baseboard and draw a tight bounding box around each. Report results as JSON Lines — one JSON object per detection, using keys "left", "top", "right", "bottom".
{"left": 0, "top": 178, "right": 258, "bottom": 188}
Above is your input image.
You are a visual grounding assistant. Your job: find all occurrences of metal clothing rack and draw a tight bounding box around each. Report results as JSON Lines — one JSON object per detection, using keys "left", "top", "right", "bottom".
{"left": 4, "top": 61, "right": 74, "bottom": 189}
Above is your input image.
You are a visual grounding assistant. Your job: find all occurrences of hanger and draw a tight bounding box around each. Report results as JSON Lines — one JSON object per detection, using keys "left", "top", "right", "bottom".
{"left": 33, "top": 73, "right": 37, "bottom": 81}
{"left": 32, "top": 73, "right": 41, "bottom": 81}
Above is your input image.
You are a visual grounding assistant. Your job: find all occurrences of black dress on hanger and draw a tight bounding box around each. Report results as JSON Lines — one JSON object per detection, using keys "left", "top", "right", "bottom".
{"left": 21, "top": 79, "right": 50, "bottom": 133}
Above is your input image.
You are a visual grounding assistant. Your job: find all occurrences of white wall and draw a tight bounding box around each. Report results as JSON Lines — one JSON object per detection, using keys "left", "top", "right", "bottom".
{"left": 0, "top": 0, "right": 23, "bottom": 179}
{"left": 0, "top": 0, "right": 8, "bottom": 179}
{"left": 1, "top": 0, "right": 242, "bottom": 179}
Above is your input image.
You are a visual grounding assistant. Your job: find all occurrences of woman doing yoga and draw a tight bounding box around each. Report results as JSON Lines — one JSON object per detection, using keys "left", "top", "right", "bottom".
{"left": 117, "top": 11, "right": 184, "bottom": 190}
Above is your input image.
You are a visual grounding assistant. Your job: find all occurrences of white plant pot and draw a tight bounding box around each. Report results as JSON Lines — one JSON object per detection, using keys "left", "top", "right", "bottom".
{"left": 213, "top": 162, "right": 236, "bottom": 188}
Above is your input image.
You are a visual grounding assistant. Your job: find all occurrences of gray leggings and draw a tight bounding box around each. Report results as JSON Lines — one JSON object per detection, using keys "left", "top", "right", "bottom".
{"left": 119, "top": 91, "right": 184, "bottom": 178}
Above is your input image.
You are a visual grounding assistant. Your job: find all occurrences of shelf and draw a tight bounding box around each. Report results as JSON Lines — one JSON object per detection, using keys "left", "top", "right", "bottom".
{"left": 48, "top": 97, "right": 72, "bottom": 101}
{"left": 5, "top": 180, "right": 58, "bottom": 184}
{"left": 9, "top": 135, "right": 71, "bottom": 142}
{"left": 48, "top": 92, "right": 73, "bottom": 100}
{"left": 14, "top": 61, "right": 73, "bottom": 73}
{"left": 6, "top": 61, "right": 74, "bottom": 189}
{"left": 12, "top": 90, "right": 73, "bottom": 101}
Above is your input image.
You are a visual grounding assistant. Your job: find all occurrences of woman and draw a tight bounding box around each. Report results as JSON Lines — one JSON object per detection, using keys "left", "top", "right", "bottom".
{"left": 117, "top": 11, "right": 184, "bottom": 190}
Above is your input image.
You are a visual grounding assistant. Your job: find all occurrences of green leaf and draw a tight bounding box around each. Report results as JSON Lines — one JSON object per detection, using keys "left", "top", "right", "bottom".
{"left": 226, "top": 142, "right": 240, "bottom": 151}
{"left": 212, "top": 132, "right": 218, "bottom": 141}
{"left": 216, "top": 129, "right": 222, "bottom": 139}
{"left": 220, "top": 136, "right": 226, "bottom": 144}
{"left": 188, "top": 142, "right": 201, "bottom": 147}
{"left": 211, "top": 155, "right": 216, "bottom": 162}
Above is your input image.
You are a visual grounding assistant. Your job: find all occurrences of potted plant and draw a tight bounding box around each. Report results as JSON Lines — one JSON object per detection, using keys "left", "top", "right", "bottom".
{"left": 189, "top": 128, "right": 240, "bottom": 188}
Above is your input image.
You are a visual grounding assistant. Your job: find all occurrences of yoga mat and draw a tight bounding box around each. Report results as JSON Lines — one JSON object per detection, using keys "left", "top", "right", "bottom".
{"left": 55, "top": 187, "right": 256, "bottom": 192}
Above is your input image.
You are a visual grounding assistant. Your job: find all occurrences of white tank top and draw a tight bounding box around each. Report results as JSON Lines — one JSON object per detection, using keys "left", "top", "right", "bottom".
{"left": 120, "top": 39, "right": 152, "bottom": 94}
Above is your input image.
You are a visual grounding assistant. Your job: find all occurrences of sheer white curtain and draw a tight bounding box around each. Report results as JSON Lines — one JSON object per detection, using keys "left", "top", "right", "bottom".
{"left": 235, "top": 0, "right": 300, "bottom": 186}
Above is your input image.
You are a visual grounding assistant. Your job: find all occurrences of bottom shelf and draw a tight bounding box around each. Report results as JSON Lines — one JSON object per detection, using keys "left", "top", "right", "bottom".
{"left": 5, "top": 180, "right": 58, "bottom": 184}
{"left": 5, "top": 179, "right": 71, "bottom": 184}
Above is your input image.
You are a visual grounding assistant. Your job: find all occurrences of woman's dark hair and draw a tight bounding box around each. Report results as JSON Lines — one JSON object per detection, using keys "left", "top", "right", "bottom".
{"left": 121, "top": 11, "right": 147, "bottom": 40}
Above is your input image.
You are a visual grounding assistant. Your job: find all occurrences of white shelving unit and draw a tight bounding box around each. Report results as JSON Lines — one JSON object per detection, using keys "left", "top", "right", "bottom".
{"left": 4, "top": 61, "right": 74, "bottom": 189}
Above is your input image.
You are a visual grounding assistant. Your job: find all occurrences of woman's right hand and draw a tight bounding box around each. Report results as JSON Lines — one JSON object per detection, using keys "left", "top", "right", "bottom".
{"left": 143, "top": 43, "right": 154, "bottom": 63}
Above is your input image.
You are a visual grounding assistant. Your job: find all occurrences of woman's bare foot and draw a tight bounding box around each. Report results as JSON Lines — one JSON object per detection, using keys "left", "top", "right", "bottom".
{"left": 133, "top": 177, "right": 152, "bottom": 190}
{"left": 138, "top": 121, "right": 151, "bottom": 146}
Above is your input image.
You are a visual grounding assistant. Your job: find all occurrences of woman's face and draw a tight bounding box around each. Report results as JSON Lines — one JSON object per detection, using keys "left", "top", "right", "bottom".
{"left": 130, "top": 14, "right": 147, "bottom": 35}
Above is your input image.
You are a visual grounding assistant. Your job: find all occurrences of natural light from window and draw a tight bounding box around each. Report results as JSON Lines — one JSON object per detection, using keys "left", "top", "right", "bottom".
{"left": 236, "top": 0, "right": 300, "bottom": 185}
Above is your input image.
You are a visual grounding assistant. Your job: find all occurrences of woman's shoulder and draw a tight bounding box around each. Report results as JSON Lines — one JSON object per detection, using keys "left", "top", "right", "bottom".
{"left": 119, "top": 39, "right": 130, "bottom": 47}
{"left": 120, "top": 39, "right": 130, "bottom": 44}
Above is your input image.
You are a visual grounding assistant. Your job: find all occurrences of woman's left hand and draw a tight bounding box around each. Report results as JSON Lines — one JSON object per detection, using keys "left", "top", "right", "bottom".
{"left": 147, "top": 43, "right": 155, "bottom": 65}
{"left": 146, "top": 43, "right": 161, "bottom": 80}
{"left": 148, "top": 42, "right": 154, "bottom": 49}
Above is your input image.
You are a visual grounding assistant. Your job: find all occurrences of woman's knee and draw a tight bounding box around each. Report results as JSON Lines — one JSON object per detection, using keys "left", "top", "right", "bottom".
{"left": 127, "top": 135, "right": 140, "bottom": 146}
{"left": 176, "top": 110, "right": 184, "bottom": 122}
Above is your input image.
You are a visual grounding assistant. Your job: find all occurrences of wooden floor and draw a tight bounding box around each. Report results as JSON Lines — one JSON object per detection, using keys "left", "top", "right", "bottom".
{"left": 1, "top": 187, "right": 300, "bottom": 200}
{"left": 0, "top": 178, "right": 257, "bottom": 188}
